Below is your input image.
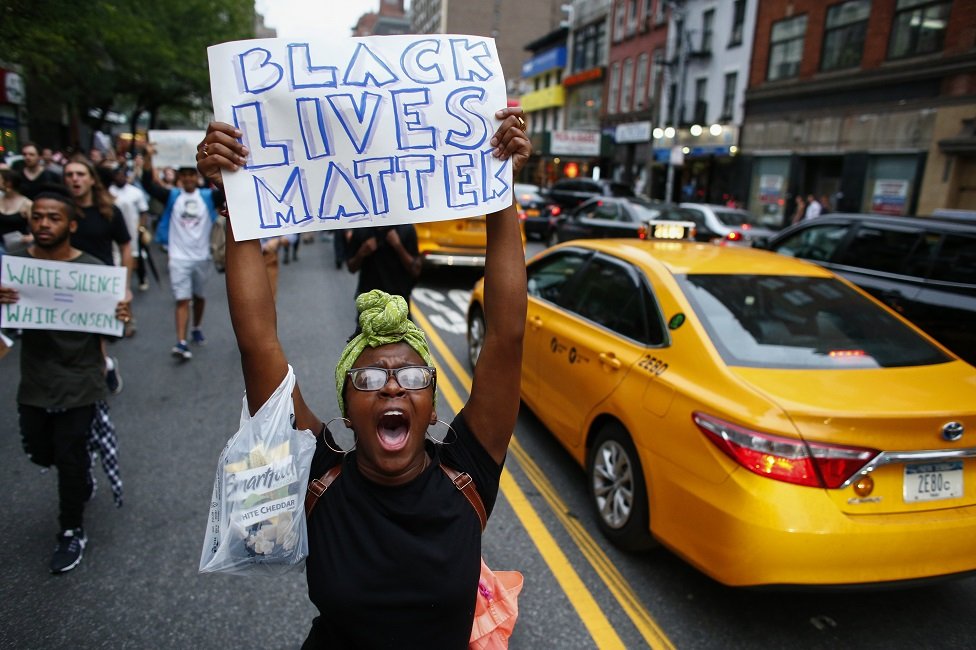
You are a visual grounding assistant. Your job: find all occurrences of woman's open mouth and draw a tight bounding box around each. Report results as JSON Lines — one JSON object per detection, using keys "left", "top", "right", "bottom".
{"left": 376, "top": 410, "right": 410, "bottom": 451}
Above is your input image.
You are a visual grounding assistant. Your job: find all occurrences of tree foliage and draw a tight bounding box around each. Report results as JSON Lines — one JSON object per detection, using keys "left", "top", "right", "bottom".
{"left": 0, "top": 0, "right": 254, "bottom": 144}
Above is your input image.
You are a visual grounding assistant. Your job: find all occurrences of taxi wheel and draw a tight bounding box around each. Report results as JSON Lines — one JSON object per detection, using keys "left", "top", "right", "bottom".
{"left": 467, "top": 306, "right": 486, "bottom": 370}
{"left": 587, "top": 423, "right": 655, "bottom": 552}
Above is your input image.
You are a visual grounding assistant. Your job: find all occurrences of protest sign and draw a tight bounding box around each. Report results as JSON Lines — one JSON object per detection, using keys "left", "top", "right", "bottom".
{"left": 207, "top": 35, "right": 512, "bottom": 241}
{"left": 148, "top": 130, "right": 207, "bottom": 169}
{"left": 1, "top": 256, "right": 126, "bottom": 337}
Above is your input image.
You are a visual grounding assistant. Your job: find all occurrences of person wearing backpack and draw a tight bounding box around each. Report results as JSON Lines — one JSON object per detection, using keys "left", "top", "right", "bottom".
{"left": 141, "top": 148, "right": 222, "bottom": 361}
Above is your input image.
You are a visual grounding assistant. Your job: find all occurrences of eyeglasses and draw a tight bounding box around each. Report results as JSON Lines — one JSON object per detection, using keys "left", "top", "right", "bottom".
{"left": 347, "top": 366, "right": 436, "bottom": 391}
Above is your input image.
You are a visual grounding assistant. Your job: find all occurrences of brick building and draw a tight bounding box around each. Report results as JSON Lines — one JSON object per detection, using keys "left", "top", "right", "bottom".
{"left": 352, "top": 0, "right": 411, "bottom": 36}
{"left": 741, "top": 0, "right": 976, "bottom": 224}
{"left": 604, "top": 0, "right": 669, "bottom": 191}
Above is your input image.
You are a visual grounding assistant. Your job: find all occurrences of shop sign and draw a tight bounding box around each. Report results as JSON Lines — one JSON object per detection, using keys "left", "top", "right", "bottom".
{"left": 551, "top": 130, "right": 600, "bottom": 156}
{"left": 521, "top": 85, "right": 566, "bottom": 112}
{"left": 0, "top": 70, "right": 25, "bottom": 105}
{"left": 759, "top": 174, "right": 783, "bottom": 203}
{"left": 521, "top": 46, "right": 567, "bottom": 78}
{"left": 563, "top": 67, "right": 603, "bottom": 88}
{"left": 614, "top": 121, "right": 651, "bottom": 143}
{"left": 871, "top": 179, "right": 909, "bottom": 215}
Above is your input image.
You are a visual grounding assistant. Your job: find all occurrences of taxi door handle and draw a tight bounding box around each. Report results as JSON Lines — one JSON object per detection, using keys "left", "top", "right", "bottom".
{"left": 529, "top": 315, "right": 543, "bottom": 331}
{"left": 599, "top": 352, "right": 621, "bottom": 370}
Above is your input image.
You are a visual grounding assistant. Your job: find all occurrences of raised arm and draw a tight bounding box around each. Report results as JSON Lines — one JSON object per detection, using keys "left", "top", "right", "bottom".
{"left": 140, "top": 147, "right": 173, "bottom": 204}
{"left": 463, "top": 108, "right": 531, "bottom": 464}
{"left": 196, "top": 122, "right": 320, "bottom": 429}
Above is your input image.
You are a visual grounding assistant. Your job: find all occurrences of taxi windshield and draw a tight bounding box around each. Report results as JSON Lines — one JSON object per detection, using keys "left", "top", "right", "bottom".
{"left": 676, "top": 274, "right": 951, "bottom": 369}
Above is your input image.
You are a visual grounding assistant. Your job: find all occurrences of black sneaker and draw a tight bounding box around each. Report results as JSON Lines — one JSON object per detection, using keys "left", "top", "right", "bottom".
{"left": 106, "top": 357, "right": 123, "bottom": 395}
{"left": 50, "top": 528, "right": 87, "bottom": 574}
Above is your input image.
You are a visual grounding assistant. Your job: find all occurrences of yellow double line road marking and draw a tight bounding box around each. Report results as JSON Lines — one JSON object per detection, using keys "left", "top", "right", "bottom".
{"left": 413, "top": 307, "right": 675, "bottom": 650}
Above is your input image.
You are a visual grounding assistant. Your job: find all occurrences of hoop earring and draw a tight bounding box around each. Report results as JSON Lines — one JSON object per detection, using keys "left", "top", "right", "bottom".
{"left": 322, "top": 417, "right": 356, "bottom": 454}
{"left": 426, "top": 419, "right": 458, "bottom": 445}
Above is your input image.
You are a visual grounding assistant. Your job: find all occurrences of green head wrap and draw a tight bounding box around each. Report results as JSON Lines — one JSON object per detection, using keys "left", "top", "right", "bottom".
{"left": 335, "top": 290, "right": 435, "bottom": 415}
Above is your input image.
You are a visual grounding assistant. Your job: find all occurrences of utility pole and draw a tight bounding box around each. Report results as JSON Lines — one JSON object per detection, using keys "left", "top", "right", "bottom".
{"left": 664, "top": 1, "right": 686, "bottom": 204}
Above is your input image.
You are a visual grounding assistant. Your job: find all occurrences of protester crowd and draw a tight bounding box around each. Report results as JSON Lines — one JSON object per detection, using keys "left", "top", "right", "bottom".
{"left": 0, "top": 136, "right": 372, "bottom": 575}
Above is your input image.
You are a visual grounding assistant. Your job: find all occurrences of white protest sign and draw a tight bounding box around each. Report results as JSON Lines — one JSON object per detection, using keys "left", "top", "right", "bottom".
{"left": 148, "top": 130, "right": 207, "bottom": 169}
{"left": 207, "top": 35, "right": 512, "bottom": 241}
{"left": 1, "top": 256, "right": 126, "bottom": 336}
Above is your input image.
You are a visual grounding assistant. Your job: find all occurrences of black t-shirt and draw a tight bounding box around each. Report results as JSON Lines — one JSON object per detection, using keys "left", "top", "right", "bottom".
{"left": 11, "top": 250, "right": 109, "bottom": 409}
{"left": 72, "top": 204, "right": 131, "bottom": 266}
{"left": 304, "top": 410, "right": 503, "bottom": 649}
{"left": 347, "top": 224, "right": 419, "bottom": 302}
{"left": 18, "top": 168, "right": 62, "bottom": 200}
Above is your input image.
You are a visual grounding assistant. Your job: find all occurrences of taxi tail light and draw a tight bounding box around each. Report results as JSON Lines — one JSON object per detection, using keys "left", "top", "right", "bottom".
{"left": 638, "top": 224, "right": 648, "bottom": 240}
{"left": 518, "top": 209, "right": 527, "bottom": 221}
{"left": 693, "top": 412, "right": 878, "bottom": 488}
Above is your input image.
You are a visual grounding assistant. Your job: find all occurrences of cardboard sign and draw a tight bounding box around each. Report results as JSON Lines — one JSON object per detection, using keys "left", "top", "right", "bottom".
{"left": 148, "top": 130, "right": 207, "bottom": 169}
{"left": 1, "top": 256, "right": 126, "bottom": 336}
{"left": 207, "top": 35, "right": 512, "bottom": 241}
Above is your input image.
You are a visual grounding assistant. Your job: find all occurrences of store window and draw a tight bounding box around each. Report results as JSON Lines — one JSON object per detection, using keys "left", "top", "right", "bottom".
{"left": 721, "top": 71, "right": 737, "bottom": 121}
{"left": 608, "top": 62, "right": 621, "bottom": 115}
{"left": 767, "top": 14, "right": 808, "bottom": 81}
{"left": 621, "top": 58, "right": 634, "bottom": 113}
{"left": 821, "top": 0, "right": 870, "bottom": 71}
{"left": 862, "top": 155, "right": 919, "bottom": 216}
{"left": 888, "top": 0, "right": 951, "bottom": 59}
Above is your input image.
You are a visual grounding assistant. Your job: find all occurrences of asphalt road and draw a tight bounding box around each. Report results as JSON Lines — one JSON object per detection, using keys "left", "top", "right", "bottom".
{"left": 1, "top": 235, "right": 973, "bottom": 649}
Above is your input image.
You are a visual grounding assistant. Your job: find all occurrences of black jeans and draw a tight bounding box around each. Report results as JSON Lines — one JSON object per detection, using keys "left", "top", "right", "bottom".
{"left": 19, "top": 404, "right": 94, "bottom": 531}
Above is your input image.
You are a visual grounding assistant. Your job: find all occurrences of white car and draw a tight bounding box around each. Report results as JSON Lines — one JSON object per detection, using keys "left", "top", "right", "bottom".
{"left": 679, "top": 202, "right": 776, "bottom": 246}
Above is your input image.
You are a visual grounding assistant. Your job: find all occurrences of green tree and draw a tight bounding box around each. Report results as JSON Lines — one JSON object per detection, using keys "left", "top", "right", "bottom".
{"left": 0, "top": 0, "right": 254, "bottom": 148}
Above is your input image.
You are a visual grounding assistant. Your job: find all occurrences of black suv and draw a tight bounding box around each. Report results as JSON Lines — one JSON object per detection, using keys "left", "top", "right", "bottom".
{"left": 544, "top": 178, "right": 634, "bottom": 212}
{"left": 762, "top": 213, "right": 976, "bottom": 365}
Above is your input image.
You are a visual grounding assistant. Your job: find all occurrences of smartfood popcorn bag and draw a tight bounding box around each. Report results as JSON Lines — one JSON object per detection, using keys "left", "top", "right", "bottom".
{"left": 200, "top": 365, "right": 316, "bottom": 575}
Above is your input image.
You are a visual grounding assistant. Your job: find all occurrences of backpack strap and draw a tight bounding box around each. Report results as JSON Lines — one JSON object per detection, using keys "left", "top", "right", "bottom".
{"left": 304, "top": 462, "right": 487, "bottom": 533}
{"left": 439, "top": 465, "right": 487, "bottom": 533}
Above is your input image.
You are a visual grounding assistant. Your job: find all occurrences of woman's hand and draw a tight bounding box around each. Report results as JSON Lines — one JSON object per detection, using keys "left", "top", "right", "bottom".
{"left": 0, "top": 285, "right": 19, "bottom": 305}
{"left": 490, "top": 108, "right": 531, "bottom": 176}
{"left": 196, "top": 122, "right": 249, "bottom": 190}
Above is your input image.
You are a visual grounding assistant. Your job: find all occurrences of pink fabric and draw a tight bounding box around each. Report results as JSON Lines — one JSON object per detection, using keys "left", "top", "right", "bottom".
{"left": 469, "top": 558, "right": 523, "bottom": 649}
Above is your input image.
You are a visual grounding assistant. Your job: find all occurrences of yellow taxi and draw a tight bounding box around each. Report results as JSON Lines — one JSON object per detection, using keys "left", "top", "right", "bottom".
{"left": 416, "top": 213, "right": 526, "bottom": 267}
{"left": 466, "top": 238, "right": 976, "bottom": 586}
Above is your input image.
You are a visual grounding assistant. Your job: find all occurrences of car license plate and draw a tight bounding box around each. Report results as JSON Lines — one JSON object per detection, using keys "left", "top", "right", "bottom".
{"left": 903, "top": 462, "right": 963, "bottom": 503}
{"left": 526, "top": 209, "right": 540, "bottom": 217}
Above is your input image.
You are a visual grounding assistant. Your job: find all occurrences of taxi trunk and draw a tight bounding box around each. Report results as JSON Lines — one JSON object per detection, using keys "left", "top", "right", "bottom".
{"left": 731, "top": 363, "right": 976, "bottom": 515}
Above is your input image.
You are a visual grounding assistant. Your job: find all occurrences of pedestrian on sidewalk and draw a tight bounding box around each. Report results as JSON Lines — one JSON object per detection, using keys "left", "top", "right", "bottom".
{"left": 345, "top": 224, "right": 421, "bottom": 326}
{"left": 141, "top": 146, "right": 222, "bottom": 361}
{"left": 196, "top": 106, "right": 530, "bottom": 648}
{"left": 64, "top": 158, "right": 132, "bottom": 394}
{"left": 0, "top": 186, "right": 131, "bottom": 573}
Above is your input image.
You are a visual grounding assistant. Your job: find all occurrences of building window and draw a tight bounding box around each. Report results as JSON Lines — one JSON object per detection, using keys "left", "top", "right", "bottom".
{"left": 767, "top": 14, "right": 808, "bottom": 81}
{"left": 621, "top": 57, "right": 634, "bottom": 113}
{"left": 888, "top": 0, "right": 951, "bottom": 59}
{"left": 614, "top": 1, "right": 627, "bottom": 42}
{"left": 729, "top": 0, "right": 746, "bottom": 46}
{"left": 721, "top": 71, "right": 737, "bottom": 120}
{"left": 574, "top": 21, "right": 608, "bottom": 72}
{"left": 694, "top": 78, "right": 708, "bottom": 125}
{"left": 608, "top": 61, "right": 621, "bottom": 114}
{"left": 654, "top": 0, "right": 666, "bottom": 24}
{"left": 628, "top": 0, "right": 639, "bottom": 35}
{"left": 821, "top": 1, "right": 870, "bottom": 71}
{"left": 635, "top": 52, "right": 649, "bottom": 110}
{"left": 701, "top": 9, "right": 715, "bottom": 52}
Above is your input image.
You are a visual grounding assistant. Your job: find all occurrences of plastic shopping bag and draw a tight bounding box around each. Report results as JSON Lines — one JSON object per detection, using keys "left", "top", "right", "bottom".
{"left": 199, "top": 365, "right": 316, "bottom": 575}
